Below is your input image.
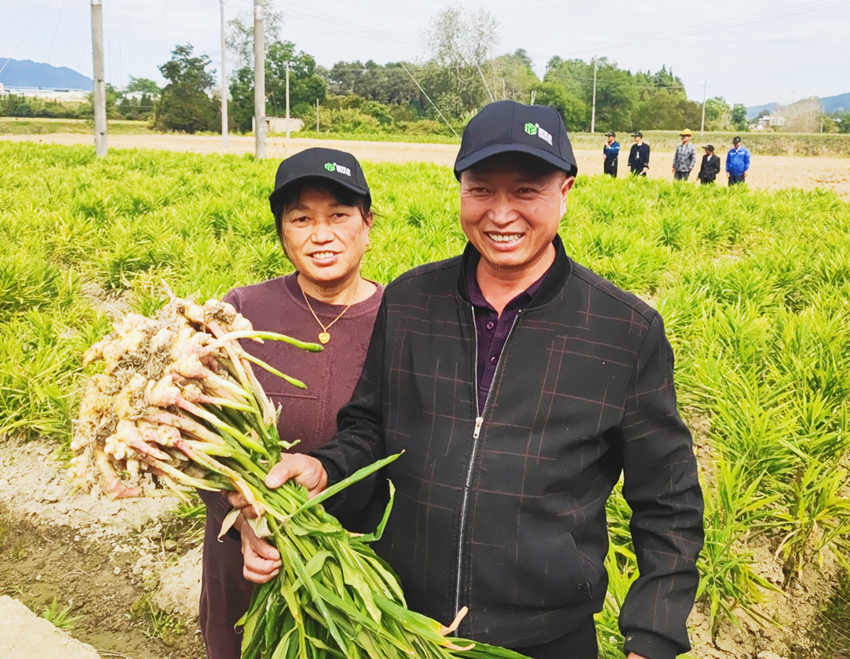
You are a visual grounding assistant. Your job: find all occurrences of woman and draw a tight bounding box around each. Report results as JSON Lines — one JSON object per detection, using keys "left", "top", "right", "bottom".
{"left": 198, "top": 147, "right": 383, "bottom": 659}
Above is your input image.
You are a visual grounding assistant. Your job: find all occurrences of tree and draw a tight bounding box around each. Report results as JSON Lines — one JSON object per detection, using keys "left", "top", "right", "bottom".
{"left": 731, "top": 103, "right": 748, "bottom": 130}
{"left": 532, "top": 81, "right": 587, "bottom": 131}
{"left": 229, "top": 41, "right": 328, "bottom": 132}
{"left": 126, "top": 76, "right": 160, "bottom": 97}
{"left": 423, "top": 5, "right": 500, "bottom": 116}
{"left": 226, "top": 7, "right": 283, "bottom": 70}
{"left": 154, "top": 44, "right": 219, "bottom": 133}
{"left": 779, "top": 97, "right": 824, "bottom": 133}
{"left": 705, "top": 97, "right": 733, "bottom": 131}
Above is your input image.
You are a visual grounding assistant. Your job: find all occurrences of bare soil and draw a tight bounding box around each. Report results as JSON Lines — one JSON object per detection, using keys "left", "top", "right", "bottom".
{"left": 3, "top": 133, "right": 850, "bottom": 200}
{"left": 0, "top": 437, "right": 204, "bottom": 659}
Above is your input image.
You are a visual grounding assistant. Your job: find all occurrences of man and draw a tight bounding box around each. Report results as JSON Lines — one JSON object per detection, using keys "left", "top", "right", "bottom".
{"left": 726, "top": 136, "right": 750, "bottom": 185}
{"left": 234, "top": 101, "right": 704, "bottom": 659}
{"left": 697, "top": 145, "right": 721, "bottom": 184}
{"left": 628, "top": 132, "right": 650, "bottom": 176}
{"left": 672, "top": 129, "right": 696, "bottom": 181}
{"left": 603, "top": 131, "right": 620, "bottom": 177}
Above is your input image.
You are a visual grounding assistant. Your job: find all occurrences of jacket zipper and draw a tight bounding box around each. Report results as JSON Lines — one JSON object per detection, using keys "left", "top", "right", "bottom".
{"left": 453, "top": 306, "right": 522, "bottom": 617}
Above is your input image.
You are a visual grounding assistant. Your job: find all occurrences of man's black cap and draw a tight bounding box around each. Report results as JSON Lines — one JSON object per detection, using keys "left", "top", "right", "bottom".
{"left": 606, "top": 131, "right": 616, "bottom": 137}
{"left": 632, "top": 132, "right": 643, "bottom": 138}
{"left": 733, "top": 136, "right": 741, "bottom": 144}
{"left": 269, "top": 147, "right": 370, "bottom": 216}
{"left": 453, "top": 100, "right": 577, "bottom": 179}
{"left": 704, "top": 144, "right": 715, "bottom": 152}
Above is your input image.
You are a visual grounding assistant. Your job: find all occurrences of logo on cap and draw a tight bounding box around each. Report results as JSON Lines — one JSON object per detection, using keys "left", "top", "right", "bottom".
{"left": 325, "top": 162, "right": 352, "bottom": 176}
{"left": 524, "top": 122, "right": 553, "bottom": 146}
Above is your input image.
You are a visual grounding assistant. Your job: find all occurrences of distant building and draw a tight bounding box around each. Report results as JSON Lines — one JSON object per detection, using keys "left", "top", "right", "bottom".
{"left": 752, "top": 112, "right": 787, "bottom": 131}
{"left": 253, "top": 116, "right": 304, "bottom": 134}
{"left": 0, "top": 86, "right": 88, "bottom": 103}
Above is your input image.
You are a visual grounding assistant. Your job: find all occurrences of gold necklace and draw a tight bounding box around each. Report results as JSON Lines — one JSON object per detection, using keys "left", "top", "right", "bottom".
{"left": 301, "top": 280, "right": 360, "bottom": 344}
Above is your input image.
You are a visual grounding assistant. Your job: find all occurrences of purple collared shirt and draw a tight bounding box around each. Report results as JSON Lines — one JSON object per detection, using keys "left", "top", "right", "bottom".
{"left": 466, "top": 254, "right": 549, "bottom": 413}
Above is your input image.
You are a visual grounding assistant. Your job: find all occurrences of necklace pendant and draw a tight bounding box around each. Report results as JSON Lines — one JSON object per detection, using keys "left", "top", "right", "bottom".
{"left": 319, "top": 332, "right": 330, "bottom": 344}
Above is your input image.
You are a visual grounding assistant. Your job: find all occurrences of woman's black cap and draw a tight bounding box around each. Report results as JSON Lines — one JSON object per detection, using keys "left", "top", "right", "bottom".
{"left": 453, "top": 100, "right": 577, "bottom": 179}
{"left": 269, "top": 147, "right": 370, "bottom": 216}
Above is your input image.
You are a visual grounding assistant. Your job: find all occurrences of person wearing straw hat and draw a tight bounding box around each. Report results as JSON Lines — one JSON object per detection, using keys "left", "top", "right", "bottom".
{"left": 236, "top": 101, "right": 704, "bottom": 659}
{"left": 672, "top": 129, "right": 696, "bottom": 181}
{"left": 697, "top": 145, "right": 721, "bottom": 184}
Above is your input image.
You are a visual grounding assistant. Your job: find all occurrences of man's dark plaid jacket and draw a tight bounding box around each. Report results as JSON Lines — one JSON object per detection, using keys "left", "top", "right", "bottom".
{"left": 312, "top": 235, "right": 704, "bottom": 659}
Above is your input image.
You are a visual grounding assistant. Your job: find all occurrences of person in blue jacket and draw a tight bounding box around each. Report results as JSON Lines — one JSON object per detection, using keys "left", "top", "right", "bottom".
{"left": 603, "top": 132, "right": 620, "bottom": 177}
{"left": 726, "top": 136, "right": 751, "bottom": 186}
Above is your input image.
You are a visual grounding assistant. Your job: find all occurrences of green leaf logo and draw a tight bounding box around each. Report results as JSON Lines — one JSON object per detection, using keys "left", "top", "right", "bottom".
{"left": 524, "top": 123, "right": 538, "bottom": 135}
{"left": 324, "top": 163, "right": 336, "bottom": 172}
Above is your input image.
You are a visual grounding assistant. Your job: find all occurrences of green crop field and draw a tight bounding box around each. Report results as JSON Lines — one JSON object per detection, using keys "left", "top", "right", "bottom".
{"left": 2, "top": 142, "right": 850, "bottom": 656}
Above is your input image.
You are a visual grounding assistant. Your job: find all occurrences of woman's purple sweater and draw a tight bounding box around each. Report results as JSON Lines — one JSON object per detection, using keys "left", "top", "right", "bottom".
{"left": 199, "top": 273, "right": 383, "bottom": 659}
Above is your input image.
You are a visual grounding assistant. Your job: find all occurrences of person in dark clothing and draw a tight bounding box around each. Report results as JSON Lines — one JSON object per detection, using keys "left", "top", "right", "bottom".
{"left": 603, "top": 131, "right": 620, "bottom": 177}
{"left": 233, "top": 101, "right": 704, "bottom": 659}
{"left": 697, "top": 145, "right": 721, "bottom": 184}
{"left": 628, "top": 132, "right": 650, "bottom": 175}
{"left": 198, "top": 148, "right": 384, "bottom": 659}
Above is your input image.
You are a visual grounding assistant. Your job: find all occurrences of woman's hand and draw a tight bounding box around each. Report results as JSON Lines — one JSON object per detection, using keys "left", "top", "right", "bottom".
{"left": 227, "top": 454, "right": 329, "bottom": 518}
{"left": 235, "top": 514, "right": 282, "bottom": 583}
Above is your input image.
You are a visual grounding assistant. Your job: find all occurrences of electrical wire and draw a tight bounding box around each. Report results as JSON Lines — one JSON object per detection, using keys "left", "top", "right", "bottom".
{"left": 0, "top": 1, "right": 53, "bottom": 78}
{"left": 345, "top": 0, "right": 460, "bottom": 137}
{"left": 46, "top": 0, "right": 65, "bottom": 65}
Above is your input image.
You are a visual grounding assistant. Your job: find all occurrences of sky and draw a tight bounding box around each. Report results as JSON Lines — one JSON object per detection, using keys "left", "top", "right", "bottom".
{"left": 1, "top": 0, "right": 849, "bottom": 107}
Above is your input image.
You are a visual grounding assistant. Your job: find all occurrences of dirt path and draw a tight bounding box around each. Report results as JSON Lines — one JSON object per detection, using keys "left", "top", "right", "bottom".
{"left": 4, "top": 133, "right": 850, "bottom": 199}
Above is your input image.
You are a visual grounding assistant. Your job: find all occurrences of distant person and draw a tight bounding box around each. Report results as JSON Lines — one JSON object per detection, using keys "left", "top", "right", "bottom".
{"left": 672, "top": 129, "right": 696, "bottom": 181}
{"left": 726, "top": 136, "right": 751, "bottom": 186}
{"left": 603, "top": 131, "right": 620, "bottom": 177}
{"left": 697, "top": 145, "right": 721, "bottom": 185}
{"left": 628, "top": 132, "right": 650, "bottom": 176}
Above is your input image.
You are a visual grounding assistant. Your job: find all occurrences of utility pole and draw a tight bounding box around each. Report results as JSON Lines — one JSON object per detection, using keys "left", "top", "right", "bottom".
{"left": 700, "top": 80, "right": 708, "bottom": 135}
{"left": 91, "top": 0, "right": 107, "bottom": 157}
{"left": 253, "top": 0, "right": 265, "bottom": 159}
{"left": 590, "top": 58, "right": 598, "bottom": 133}
{"left": 316, "top": 98, "right": 319, "bottom": 132}
{"left": 286, "top": 60, "right": 290, "bottom": 139}
{"left": 219, "top": 0, "right": 228, "bottom": 148}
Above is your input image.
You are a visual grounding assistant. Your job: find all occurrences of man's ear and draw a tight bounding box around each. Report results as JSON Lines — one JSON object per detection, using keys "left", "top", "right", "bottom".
{"left": 559, "top": 175, "right": 575, "bottom": 216}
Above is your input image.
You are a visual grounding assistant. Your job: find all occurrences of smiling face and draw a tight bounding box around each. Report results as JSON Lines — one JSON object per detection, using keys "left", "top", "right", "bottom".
{"left": 459, "top": 154, "right": 573, "bottom": 276}
{"left": 279, "top": 184, "right": 372, "bottom": 293}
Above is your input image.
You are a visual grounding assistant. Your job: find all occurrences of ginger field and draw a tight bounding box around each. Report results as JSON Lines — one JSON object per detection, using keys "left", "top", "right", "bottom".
{"left": 2, "top": 142, "right": 850, "bottom": 658}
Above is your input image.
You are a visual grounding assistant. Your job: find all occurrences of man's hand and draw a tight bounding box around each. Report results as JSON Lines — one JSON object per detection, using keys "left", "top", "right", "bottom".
{"left": 743, "top": 171, "right": 748, "bottom": 178}
{"left": 642, "top": 166, "right": 649, "bottom": 174}
{"left": 236, "top": 514, "right": 281, "bottom": 583}
{"left": 227, "top": 454, "right": 329, "bottom": 518}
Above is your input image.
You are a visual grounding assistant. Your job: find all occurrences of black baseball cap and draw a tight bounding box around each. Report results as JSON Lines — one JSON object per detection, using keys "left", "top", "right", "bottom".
{"left": 268, "top": 147, "right": 370, "bottom": 216}
{"left": 453, "top": 100, "right": 577, "bottom": 179}
{"left": 632, "top": 132, "right": 643, "bottom": 138}
{"left": 606, "top": 131, "right": 616, "bottom": 137}
{"left": 704, "top": 144, "right": 715, "bottom": 151}
{"left": 733, "top": 136, "right": 741, "bottom": 144}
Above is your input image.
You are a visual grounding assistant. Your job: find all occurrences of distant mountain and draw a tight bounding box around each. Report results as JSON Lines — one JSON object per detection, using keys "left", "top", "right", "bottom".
{"left": 0, "top": 58, "right": 92, "bottom": 90}
{"left": 747, "top": 93, "right": 850, "bottom": 119}
{"left": 746, "top": 102, "right": 777, "bottom": 120}
{"left": 821, "top": 92, "right": 850, "bottom": 114}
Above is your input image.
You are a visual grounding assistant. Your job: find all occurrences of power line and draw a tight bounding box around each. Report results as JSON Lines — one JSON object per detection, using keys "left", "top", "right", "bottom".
{"left": 47, "top": 0, "right": 66, "bottom": 65}
{"left": 0, "top": 1, "right": 53, "bottom": 78}
{"left": 346, "top": 0, "right": 460, "bottom": 138}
